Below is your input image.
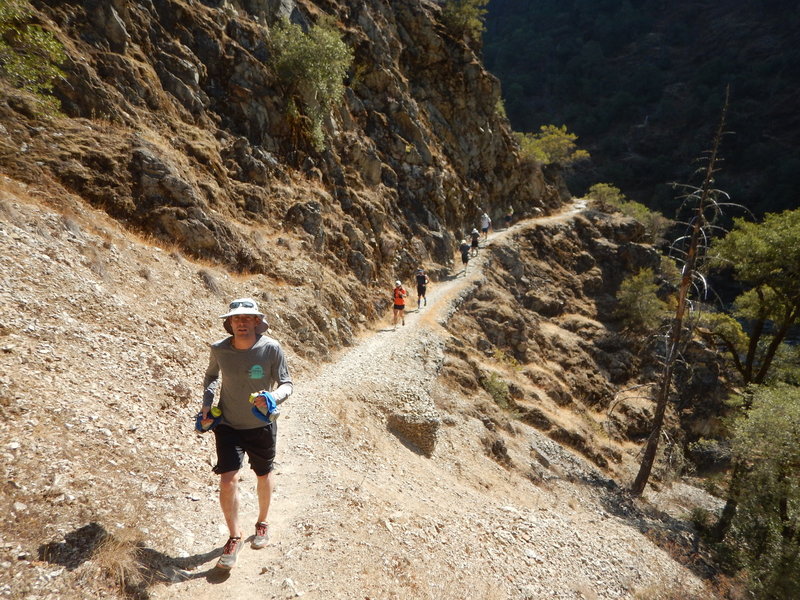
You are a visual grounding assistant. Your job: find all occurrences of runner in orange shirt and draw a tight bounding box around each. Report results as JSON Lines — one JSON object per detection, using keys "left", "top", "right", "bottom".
{"left": 392, "top": 280, "right": 408, "bottom": 330}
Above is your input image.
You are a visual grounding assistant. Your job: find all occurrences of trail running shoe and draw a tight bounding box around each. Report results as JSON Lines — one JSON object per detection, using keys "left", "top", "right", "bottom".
{"left": 216, "top": 536, "right": 242, "bottom": 570}
{"left": 252, "top": 522, "right": 270, "bottom": 549}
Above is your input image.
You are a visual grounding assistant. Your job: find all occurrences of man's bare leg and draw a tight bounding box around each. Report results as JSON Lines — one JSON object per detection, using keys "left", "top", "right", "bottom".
{"left": 256, "top": 471, "right": 274, "bottom": 524}
{"left": 219, "top": 470, "right": 242, "bottom": 539}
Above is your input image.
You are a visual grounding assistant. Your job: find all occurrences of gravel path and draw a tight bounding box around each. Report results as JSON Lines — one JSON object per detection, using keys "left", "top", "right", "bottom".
{"left": 0, "top": 187, "right": 712, "bottom": 600}
{"left": 151, "top": 201, "right": 706, "bottom": 600}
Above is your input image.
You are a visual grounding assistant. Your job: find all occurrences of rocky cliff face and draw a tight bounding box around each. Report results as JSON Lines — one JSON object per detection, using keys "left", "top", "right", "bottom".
{"left": 3, "top": 0, "right": 560, "bottom": 302}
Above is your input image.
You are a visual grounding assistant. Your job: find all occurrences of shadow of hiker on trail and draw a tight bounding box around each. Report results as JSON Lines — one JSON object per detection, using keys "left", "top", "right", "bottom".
{"left": 37, "top": 521, "right": 231, "bottom": 597}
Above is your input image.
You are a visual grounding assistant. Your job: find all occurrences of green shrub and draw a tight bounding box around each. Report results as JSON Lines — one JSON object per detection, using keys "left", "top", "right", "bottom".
{"left": 586, "top": 182, "right": 625, "bottom": 205}
{"left": 270, "top": 15, "right": 353, "bottom": 151}
{"left": 0, "top": 0, "right": 65, "bottom": 114}
{"left": 492, "top": 348, "right": 521, "bottom": 372}
{"left": 481, "top": 372, "right": 510, "bottom": 408}
{"left": 658, "top": 255, "right": 682, "bottom": 287}
{"left": 615, "top": 268, "right": 670, "bottom": 332}
{"left": 514, "top": 124, "right": 590, "bottom": 166}
{"left": 495, "top": 97, "right": 507, "bottom": 119}
{"left": 587, "top": 182, "right": 671, "bottom": 242}
{"left": 441, "top": 0, "right": 488, "bottom": 41}
{"left": 725, "top": 384, "right": 800, "bottom": 599}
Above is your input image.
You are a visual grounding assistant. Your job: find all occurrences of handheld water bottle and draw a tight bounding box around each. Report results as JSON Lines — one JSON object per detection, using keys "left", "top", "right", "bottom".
{"left": 249, "top": 391, "right": 280, "bottom": 423}
{"left": 194, "top": 405, "right": 222, "bottom": 433}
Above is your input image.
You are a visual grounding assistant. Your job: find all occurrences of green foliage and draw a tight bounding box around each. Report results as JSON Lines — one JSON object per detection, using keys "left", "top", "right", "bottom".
{"left": 494, "top": 97, "right": 506, "bottom": 119}
{"left": 765, "top": 344, "right": 800, "bottom": 386}
{"left": 615, "top": 268, "right": 669, "bottom": 333}
{"left": 586, "top": 182, "right": 624, "bottom": 205}
{"left": 481, "top": 372, "right": 510, "bottom": 408}
{"left": 709, "top": 208, "right": 800, "bottom": 383}
{"left": 699, "top": 311, "right": 748, "bottom": 356}
{"left": 492, "top": 348, "right": 521, "bottom": 372}
{"left": 587, "top": 182, "right": 671, "bottom": 242}
{"left": 713, "top": 208, "right": 800, "bottom": 293}
{"left": 442, "top": 0, "right": 488, "bottom": 41}
{"left": 482, "top": 1, "right": 799, "bottom": 218}
{"left": 726, "top": 384, "right": 800, "bottom": 598}
{"left": 0, "top": 0, "right": 65, "bottom": 114}
{"left": 270, "top": 15, "right": 353, "bottom": 151}
{"left": 514, "top": 124, "right": 590, "bottom": 166}
{"left": 658, "top": 255, "right": 682, "bottom": 288}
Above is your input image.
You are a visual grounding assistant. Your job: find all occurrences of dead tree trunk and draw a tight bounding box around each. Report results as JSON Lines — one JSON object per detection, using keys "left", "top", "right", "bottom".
{"left": 630, "top": 94, "right": 728, "bottom": 497}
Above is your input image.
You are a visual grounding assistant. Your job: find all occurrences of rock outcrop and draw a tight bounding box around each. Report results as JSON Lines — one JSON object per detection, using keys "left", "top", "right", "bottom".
{"left": 3, "top": 0, "right": 561, "bottom": 290}
{"left": 442, "top": 208, "right": 666, "bottom": 472}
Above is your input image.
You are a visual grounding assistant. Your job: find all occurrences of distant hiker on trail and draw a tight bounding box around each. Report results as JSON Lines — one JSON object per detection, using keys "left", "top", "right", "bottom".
{"left": 199, "top": 298, "right": 293, "bottom": 570}
{"left": 470, "top": 228, "right": 480, "bottom": 257}
{"left": 392, "top": 280, "right": 408, "bottom": 329}
{"left": 480, "top": 211, "right": 492, "bottom": 241}
{"left": 459, "top": 239, "right": 471, "bottom": 275}
{"left": 415, "top": 268, "right": 429, "bottom": 310}
{"left": 504, "top": 206, "right": 514, "bottom": 229}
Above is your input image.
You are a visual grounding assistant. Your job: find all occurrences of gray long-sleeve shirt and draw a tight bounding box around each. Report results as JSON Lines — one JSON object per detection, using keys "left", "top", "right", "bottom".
{"left": 202, "top": 334, "right": 293, "bottom": 430}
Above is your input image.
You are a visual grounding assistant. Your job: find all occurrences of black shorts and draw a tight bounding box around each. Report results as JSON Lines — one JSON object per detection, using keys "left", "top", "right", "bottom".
{"left": 471, "top": 239, "right": 478, "bottom": 248}
{"left": 393, "top": 304, "right": 405, "bottom": 311}
{"left": 417, "top": 285, "right": 426, "bottom": 296}
{"left": 481, "top": 226, "right": 489, "bottom": 233}
{"left": 213, "top": 423, "right": 277, "bottom": 476}
{"left": 461, "top": 253, "right": 469, "bottom": 264}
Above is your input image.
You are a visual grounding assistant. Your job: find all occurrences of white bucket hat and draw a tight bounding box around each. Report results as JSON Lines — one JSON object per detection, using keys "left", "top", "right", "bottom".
{"left": 220, "top": 298, "right": 268, "bottom": 334}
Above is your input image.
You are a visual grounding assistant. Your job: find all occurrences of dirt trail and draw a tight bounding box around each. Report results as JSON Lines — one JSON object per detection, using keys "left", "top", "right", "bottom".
{"left": 152, "top": 200, "right": 701, "bottom": 600}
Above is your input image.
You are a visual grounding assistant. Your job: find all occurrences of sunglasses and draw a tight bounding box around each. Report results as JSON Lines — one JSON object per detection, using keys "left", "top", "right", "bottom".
{"left": 229, "top": 300, "right": 255, "bottom": 309}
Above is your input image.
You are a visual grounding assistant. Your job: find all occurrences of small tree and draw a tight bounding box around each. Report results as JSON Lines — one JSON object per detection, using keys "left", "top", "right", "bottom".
{"left": 0, "top": 0, "right": 65, "bottom": 114}
{"left": 702, "top": 208, "right": 800, "bottom": 543}
{"left": 725, "top": 384, "right": 800, "bottom": 599}
{"left": 705, "top": 208, "right": 800, "bottom": 385}
{"left": 514, "top": 125, "right": 590, "bottom": 167}
{"left": 270, "top": 15, "right": 353, "bottom": 151}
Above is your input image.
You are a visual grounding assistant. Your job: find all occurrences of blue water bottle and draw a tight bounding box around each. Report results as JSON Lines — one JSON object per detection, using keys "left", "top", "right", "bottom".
{"left": 195, "top": 406, "right": 222, "bottom": 433}
{"left": 249, "top": 391, "right": 280, "bottom": 423}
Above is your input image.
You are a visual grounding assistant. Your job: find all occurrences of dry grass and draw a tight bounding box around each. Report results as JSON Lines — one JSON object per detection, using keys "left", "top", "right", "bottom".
{"left": 90, "top": 526, "right": 148, "bottom": 597}
{"left": 198, "top": 268, "right": 222, "bottom": 295}
{"left": 634, "top": 572, "right": 749, "bottom": 600}
{"left": 82, "top": 245, "right": 107, "bottom": 278}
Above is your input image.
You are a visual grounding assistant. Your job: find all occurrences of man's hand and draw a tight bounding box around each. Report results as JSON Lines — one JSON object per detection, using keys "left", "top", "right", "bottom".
{"left": 252, "top": 392, "right": 268, "bottom": 411}
{"left": 199, "top": 407, "right": 214, "bottom": 429}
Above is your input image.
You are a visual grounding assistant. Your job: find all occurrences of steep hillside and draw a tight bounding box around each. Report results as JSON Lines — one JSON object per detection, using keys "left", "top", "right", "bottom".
{"left": 484, "top": 0, "right": 800, "bottom": 216}
{"left": 0, "top": 1, "right": 732, "bottom": 598}
{"left": 0, "top": 184, "right": 723, "bottom": 599}
{"left": 4, "top": 0, "right": 561, "bottom": 287}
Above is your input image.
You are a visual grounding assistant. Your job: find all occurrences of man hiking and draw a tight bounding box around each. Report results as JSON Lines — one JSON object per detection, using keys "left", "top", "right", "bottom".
{"left": 470, "top": 227, "right": 480, "bottom": 257}
{"left": 504, "top": 206, "right": 514, "bottom": 229}
{"left": 480, "top": 211, "right": 492, "bottom": 242}
{"left": 199, "top": 298, "right": 293, "bottom": 570}
{"left": 459, "top": 239, "right": 471, "bottom": 275}
{"left": 415, "top": 267, "right": 429, "bottom": 310}
{"left": 392, "top": 280, "right": 408, "bottom": 329}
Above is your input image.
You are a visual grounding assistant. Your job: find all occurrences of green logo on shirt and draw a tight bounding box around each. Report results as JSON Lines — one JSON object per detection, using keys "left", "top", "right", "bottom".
{"left": 249, "top": 365, "right": 264, "bottom": 379}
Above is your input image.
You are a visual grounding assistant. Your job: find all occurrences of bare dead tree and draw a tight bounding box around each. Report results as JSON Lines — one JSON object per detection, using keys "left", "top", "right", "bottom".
{"left": 630, "top": 90, "right": 731, "bottom": 497}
